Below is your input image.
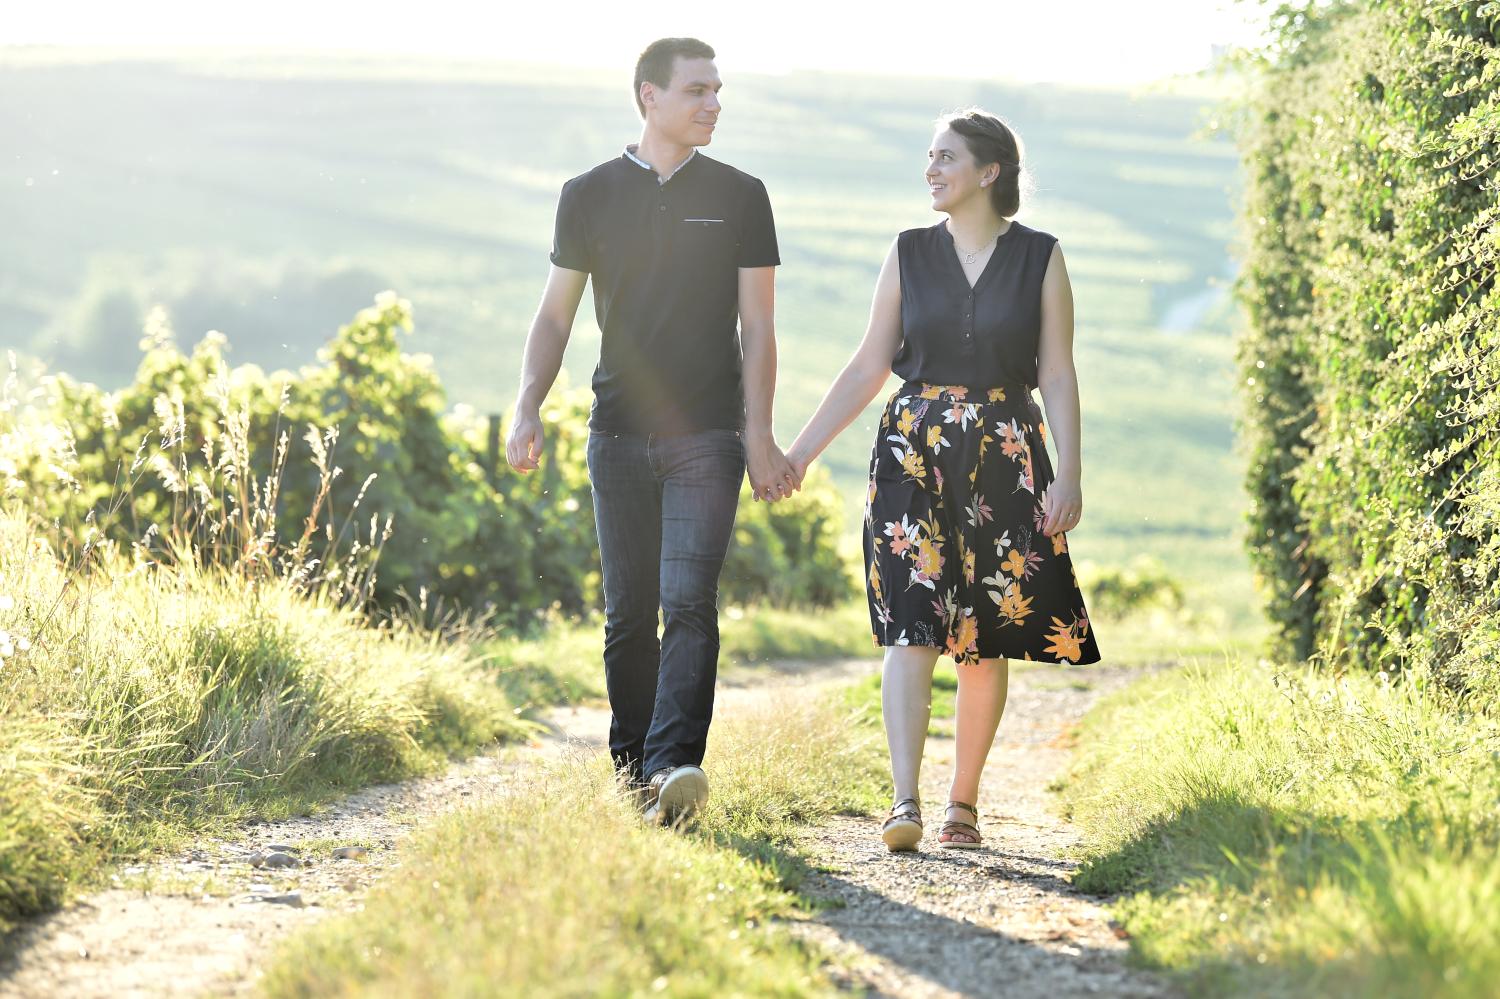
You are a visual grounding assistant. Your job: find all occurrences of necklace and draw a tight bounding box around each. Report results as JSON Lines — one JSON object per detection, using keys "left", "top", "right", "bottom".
{"left": 952, "top": 225, "right": 1006, "bottom": 265}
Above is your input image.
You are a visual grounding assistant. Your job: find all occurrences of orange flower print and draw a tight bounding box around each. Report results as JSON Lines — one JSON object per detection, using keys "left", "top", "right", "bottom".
{"left": 998, "top": 420, "right": 1026, "bottom": 458}
{"left": 1002, "top": 548, "right": 1027, "bottom": 578}
{"left": 1052, "top": 531, "right": 1069, "bottom": 556}
{"left": 885, "top": 517, "right": 914, "bottom": 556}
{"left": 948, "top": 610, "right": 979, "bottom": 660}
{"left": 993, "top": 587, "right": 1034, "bottom": 626}
{"left": 926, "top": 424, "right": 950, "bottom": 452}
{"left": 914, "top": 538, "right": 943, "bottom": 583}
{"left": 987, "top": 387, "right": 1007, "bottom": 403}
{"left": 896, "top": 407, "right": 918, "bottom": 436}
{"left": 944, "top": 401, "right": 978, "bottom": 429}
{"left": 1043, "top": 618, "right": 1085, "bottom": 662}
{"left": 963, "top": 548, "right": 976, "bottom": 584}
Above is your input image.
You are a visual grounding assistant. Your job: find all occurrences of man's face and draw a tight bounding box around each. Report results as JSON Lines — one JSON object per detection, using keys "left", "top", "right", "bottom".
{"left": 643, "top": 57, "right": 722, "bottom": 146}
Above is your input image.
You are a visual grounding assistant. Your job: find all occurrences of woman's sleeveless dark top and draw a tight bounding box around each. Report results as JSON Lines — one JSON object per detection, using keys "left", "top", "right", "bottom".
{"left": 891, "top": 220, "right": 1059, "bottom": 389}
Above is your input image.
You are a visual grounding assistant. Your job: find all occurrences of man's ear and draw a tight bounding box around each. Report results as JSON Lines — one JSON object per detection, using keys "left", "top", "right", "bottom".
{"left": 640, "top": 81, "right": 656, "bottom": 110}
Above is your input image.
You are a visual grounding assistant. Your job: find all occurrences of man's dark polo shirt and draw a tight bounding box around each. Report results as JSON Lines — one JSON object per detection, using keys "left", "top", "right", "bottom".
{"left": 550, "top": 150, "right": 780, "bottom": 435}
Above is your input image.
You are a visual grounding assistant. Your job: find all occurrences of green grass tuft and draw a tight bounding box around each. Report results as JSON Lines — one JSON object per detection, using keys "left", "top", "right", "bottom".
{"left": 1063, "top": 661, "right": 1500, "bottom": 998}
{"left": 0, "top": 512, "right": 521, "bottom": 938}
{"left": 258, "top": 692, "right": 884, "bottom": 997}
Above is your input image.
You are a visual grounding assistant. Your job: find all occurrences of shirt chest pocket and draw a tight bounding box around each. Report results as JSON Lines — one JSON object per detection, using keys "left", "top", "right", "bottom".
{"left": 674, "top": 217, "right": 737, "bottom": 263}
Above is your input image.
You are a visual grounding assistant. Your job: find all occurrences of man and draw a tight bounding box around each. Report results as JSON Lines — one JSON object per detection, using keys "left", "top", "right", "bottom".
{"left": 506, "top": 37, "right": 798, "bottom": 825}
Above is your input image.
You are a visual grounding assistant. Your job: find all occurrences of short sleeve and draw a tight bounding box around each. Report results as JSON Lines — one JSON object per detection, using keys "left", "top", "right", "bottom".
{"left": 549, "top": 178, "right": 591, "bottom": 273}
{"left": 735, "top": 178, "right": 780, "bottom": 268}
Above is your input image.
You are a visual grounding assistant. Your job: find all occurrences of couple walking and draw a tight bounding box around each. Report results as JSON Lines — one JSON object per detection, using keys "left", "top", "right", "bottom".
{"left": 507, "top": 37, "right": 1101, "bottom": 850}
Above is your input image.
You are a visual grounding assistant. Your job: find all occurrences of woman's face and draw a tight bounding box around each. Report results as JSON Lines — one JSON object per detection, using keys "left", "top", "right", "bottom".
{"left": 925, "top": 126, "right": 993, "bottom": 214}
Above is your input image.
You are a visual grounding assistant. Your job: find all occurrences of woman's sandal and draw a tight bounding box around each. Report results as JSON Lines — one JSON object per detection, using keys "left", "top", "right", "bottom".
{"left": 938, "top": 800, "right": 983, "bottom": 850}
{"left": 881, "top": 797, "right": 923, "bottom": 852}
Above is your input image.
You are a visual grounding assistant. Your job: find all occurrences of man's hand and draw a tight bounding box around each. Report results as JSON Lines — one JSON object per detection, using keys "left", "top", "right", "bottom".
{"left": 506, "top": 409, "right": 546, "bottom": 473}
{"left": 746, "top": 433, "right": 800, "bottom": 503}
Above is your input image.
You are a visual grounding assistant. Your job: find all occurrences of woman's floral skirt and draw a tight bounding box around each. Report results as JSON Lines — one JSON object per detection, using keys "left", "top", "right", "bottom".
{"left": 863, "top": 380, "right": 1101, "bottom": 666}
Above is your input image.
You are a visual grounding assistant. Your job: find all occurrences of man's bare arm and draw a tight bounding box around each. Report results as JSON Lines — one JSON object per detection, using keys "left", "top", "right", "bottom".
{"left": 738, "top": 265, "right": 799, "bottom": 502}
{"left": 506, "top": 266, "right": 589, "bottom": 472}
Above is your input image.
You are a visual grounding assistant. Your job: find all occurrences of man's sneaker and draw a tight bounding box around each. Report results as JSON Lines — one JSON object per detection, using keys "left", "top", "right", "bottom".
{"left": 643, "top": 765, "right": 710, "bottom": 827}
{"left": 616, "top": 770, "right": 651, "bottom": 814}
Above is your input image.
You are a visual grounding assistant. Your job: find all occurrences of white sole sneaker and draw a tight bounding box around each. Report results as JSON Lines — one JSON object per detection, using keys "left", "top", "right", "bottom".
{"left": 651, "top": 766, "right": 709, "bottom": 826}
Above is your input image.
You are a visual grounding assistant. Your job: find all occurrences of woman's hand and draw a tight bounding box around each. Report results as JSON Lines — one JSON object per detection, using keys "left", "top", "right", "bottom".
{"left": 1040, "top": 471, "right": 1082, "bottom": 536}
{"left": 746, "top": 433, "right": 800, "bottom": 503}
{"left": 786, "top": 445, "right": 812, "bottom": 486}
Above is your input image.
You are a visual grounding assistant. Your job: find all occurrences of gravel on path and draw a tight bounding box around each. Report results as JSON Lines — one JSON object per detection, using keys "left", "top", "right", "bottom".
{"left": 789, "top": 663, "right": 1179, "bottom": 999}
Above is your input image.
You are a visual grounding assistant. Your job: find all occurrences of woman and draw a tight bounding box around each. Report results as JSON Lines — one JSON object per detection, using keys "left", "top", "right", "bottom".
{"left": 787, "top": 109, "right": 1101, "bottom": 851}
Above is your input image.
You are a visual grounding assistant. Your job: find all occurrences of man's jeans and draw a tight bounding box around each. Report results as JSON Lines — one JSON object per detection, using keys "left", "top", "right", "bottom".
{"left": 586, "top": 428, "right": 745, "bottom": 783}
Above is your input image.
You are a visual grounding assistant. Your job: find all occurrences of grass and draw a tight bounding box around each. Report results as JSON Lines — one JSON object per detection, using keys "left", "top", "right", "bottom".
{"left": 1060, "top": 661, "right": 1500, "bottom": 998}
{"left": 0, "top": 510, "right": 521, "bottom": 939}
{"left": 257, "top": 691, "right": 885, "bottom": 997}
{"left": 486, "top": 601, "right": 878, "bottom": 712}
{"left": 0, "top": 517, "right": 879, "bottom": 947}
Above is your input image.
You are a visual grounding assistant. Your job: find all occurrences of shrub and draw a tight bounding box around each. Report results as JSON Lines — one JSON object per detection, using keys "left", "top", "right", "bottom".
{"left": 1235, "top": 1, "right": 1499, "bottom": 692}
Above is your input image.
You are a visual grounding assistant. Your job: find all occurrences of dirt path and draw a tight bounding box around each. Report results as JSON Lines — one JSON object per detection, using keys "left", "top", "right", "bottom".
{"left": 0, "top": 658, "right": 1168, "bottom": 998}
{"left": 790, "top": 663, "right": 1176, "bottom": 998}
{"left": 0, "top": 659, "right": 866, "bottom": 998}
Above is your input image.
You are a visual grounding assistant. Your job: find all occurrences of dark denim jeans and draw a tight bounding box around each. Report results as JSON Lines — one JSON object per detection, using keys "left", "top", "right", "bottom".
{"left": 586, "top": 428, "right": 746, "bottom": 783}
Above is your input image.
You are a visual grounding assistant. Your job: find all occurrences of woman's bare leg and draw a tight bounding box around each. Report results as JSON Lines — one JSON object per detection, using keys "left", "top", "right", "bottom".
{"left": 946, "top": 657, "right": 1009, "bottom": 842}
{"left": 882, "top": 645, "right": 941, "bottom": 808}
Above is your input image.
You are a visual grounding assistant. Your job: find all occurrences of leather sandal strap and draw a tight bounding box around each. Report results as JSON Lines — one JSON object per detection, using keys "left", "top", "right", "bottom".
{"left": 946, "top": 800, "right": 978, "bottom": 817}
{"left": 885, "top": 797, "right": 922, "bottom": 829}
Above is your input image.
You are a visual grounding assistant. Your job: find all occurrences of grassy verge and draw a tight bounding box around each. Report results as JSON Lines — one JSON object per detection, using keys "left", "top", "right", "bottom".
{"left": 486, "top": 601, "right": 877, "bottom": 712}
{"left": 1060, "top": 661, "right": 1500, "bottom": 998}
{"left": 0, "top": 511, "right": 521, "bottom": 938}
{"left": 258, "top": 691, "right": 884, "bottom": 997}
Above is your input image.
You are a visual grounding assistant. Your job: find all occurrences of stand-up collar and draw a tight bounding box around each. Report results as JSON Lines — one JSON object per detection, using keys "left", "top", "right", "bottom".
{"left": 623, "top": 144, "right": 697, "bottom": 185}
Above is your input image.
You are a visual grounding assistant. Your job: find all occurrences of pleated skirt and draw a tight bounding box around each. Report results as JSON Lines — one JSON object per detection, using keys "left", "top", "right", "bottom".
{"left": 863, "top": 381, "right": 1102, "bottom": 666}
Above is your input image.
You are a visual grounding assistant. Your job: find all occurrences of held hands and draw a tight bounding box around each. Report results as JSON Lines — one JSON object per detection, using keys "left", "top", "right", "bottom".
{"left": 506, "top": 408, "right": 545, "bottom": 473}
{"left": 746, "top": 433, "right": 802, "bottom": 503}
{"left": 1040, "top": 470, "right": 1083, "bottom": 536}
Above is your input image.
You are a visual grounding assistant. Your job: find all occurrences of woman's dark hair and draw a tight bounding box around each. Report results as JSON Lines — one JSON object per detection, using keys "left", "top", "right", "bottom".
{"left": 939, "top": 109, "right": 1025, "bottom": 217}
{"left": 634, "top": 38, "right": 716, "bottom": 118}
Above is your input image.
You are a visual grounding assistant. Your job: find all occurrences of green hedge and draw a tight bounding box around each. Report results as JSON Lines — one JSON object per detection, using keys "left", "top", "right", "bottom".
{"left": 1236, "top": 0, "right": 1498, "bottom": 692}
{"left": 7, "top": 294, "right": 853, "bottom": 625}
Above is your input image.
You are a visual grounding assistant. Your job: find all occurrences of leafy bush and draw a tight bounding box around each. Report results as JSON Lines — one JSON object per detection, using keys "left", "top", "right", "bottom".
{"left": 8, "top": 293, "right": 853, "bottom": 626}
{"left": 1235, "top": 1, "right": 1499, "bottom": 691}
{"left": 1077, "top": 558, "right": 1186, "bottom": 618}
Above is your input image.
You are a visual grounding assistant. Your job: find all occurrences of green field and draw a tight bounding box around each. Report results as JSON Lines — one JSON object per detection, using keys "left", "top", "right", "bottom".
{"left": 1, "top": 49, "right": 1256, "bottom": 630}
